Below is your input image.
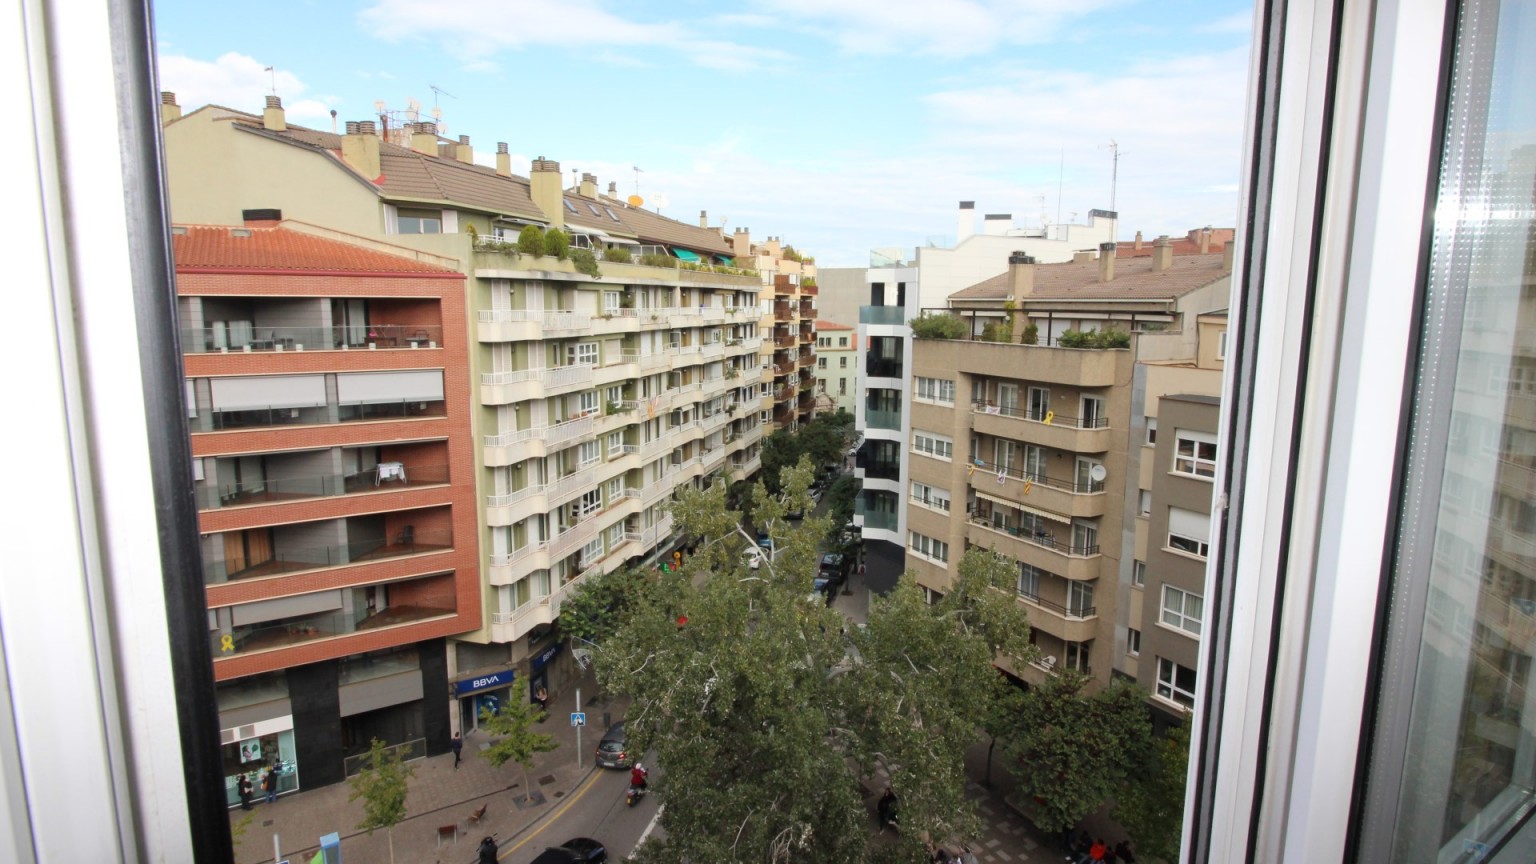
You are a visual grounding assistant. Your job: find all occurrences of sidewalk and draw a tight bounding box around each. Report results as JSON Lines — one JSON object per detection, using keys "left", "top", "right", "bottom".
{"left": 232, "top": 667, "right": 628, "bottom": 864}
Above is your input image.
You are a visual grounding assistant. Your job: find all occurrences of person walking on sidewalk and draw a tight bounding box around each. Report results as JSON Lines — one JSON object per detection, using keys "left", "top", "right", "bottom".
{"left": 451, "top": 731, "right": 463, "bottom": 768}
{"left": 237, "top": 773, "right": 253, "bottom": 811}
{"left": 261, "top": 766, "right": 277, "bottom": 804}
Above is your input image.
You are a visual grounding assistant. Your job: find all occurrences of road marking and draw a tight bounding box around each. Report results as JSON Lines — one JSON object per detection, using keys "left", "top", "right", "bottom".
{"left": 629, "top": 803, "right": 665, "bottom": 859}
{"left": 499, "top": 770, "right": 605, "bottom": 860}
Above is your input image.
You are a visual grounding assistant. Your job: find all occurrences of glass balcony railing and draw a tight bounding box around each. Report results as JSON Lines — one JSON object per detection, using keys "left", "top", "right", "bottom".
{"left": 183, "top": 324, "right": 442, "bottom": 353}
{"left": 211, "top": 595, "right": 455, "bottom": 659}
{"left": 865, "top": 408, "right": 901, "bottom": 430}
{"left": 195, "top": 399, "right": 448, "bottom": 432}
{"left": 196, "top": 463, "right": 450, "bottom": 509}
{"left": 860, "top": 306, "right": 907, "bottom": 326}
{"left": 866, "top": 357, "right": 903, "bottom": 378}
{"left": 202, "top": 530, "right": 453, "bottom": 584}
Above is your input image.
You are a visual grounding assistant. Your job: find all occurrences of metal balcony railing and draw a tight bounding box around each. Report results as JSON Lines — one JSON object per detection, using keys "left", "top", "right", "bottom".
{"left": 970, "top": 401, "right": 1109, "bottom": 429}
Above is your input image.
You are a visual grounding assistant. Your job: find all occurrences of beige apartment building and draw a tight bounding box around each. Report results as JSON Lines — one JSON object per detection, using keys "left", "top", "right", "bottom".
{"left": 162, "top": 94, "right": 782, "bottom": 731}
{"left": 737, "top": 235, "right": 819, "bottom": 430}
{"left": 904, "top": 238, "right": 1230, "bottom": 695}
{"left": 814, "top": 320, "right": 857, "bottom": 414}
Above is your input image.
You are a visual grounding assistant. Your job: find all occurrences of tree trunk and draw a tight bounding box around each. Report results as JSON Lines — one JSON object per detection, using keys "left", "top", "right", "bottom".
{"left": 984, "top": 734, "right": 996, "bottom": 789}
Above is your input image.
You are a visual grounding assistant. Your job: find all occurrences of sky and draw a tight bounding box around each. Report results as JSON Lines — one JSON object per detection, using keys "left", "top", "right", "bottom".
{"left": 153, "top": 0, "right": 1254, "bottom": 267}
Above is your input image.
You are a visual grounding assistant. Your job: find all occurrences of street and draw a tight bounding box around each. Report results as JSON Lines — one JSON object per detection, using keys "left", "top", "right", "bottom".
{"left": 493, "top": 763, "right": 660, "bottom": 863}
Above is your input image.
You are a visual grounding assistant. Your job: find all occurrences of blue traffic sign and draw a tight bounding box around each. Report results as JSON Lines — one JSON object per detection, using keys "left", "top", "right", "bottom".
{"left": 571, "top": 712, "right": 586, "bottom": 727}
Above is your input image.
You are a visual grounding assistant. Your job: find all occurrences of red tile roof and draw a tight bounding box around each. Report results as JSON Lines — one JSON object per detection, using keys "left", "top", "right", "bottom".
{"left": 1117, "top": 228, "right": 1233, "bottom": 257}
{"left": 950, "top": 253, "right": 1229, "bottom": 301}
{"left": 172, "top": 225, "right": 461, "bottom": 275}
{"left": 815, "top": 319, "right": 855, "bottom": 330}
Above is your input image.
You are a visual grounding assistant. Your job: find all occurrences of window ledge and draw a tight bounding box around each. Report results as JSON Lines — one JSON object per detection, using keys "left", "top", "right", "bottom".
{"left": 1168, "top": 470, "right": 1216, "bottom": 483}
{"left": 1162, "top": 545, "right": 1209, "bottom": 564}
{"left": 1155, "top": 620, "right": 1202, "bottom": 640}
{"left": 1151, "top": 693, "right": 1192, "bottom": 713}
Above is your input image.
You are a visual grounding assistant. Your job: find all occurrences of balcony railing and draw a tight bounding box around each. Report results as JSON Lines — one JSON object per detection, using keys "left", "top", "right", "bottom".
{"left": 860, "top": 306, "right": 906, "bottom": 326}
{"left": 855, "top": 498, "right": 898, "bottom": 531}
{"left": 1016, "top": 589, "right": 1097, "bottom": 620}
{"left": 969, "top": 463, "right": 1105, "bottom": 494}
{"left": 475, "top": 309, "right": 592, "bottom": 331}
{"left": 867, "top": 357, "right": 904, "bottom": 378}
{"left": 204, "top": 530, "right": 453, "bottom": 584}
{"left": 213, "top": 600, "right": 455, "bottom": 658}
{"left": 863, "top": 461, "right": 900, "bottom": 481}
{"left": 970, "top": 401, "right": 1109, "bottom": 429}
{"left": 967, "top": 516, "right": 1099, "bottom": 556}
{"left": 184, "top": 323, "right": 443, "bottom": 353}
{"left": 197, "top": 463, "right": 450, "bottom": 510}
{"left": 865, "top": 408, "right": 901, "bottom": 430}
{"left": 201, "top": 399, "right": 446, "bottom": 432}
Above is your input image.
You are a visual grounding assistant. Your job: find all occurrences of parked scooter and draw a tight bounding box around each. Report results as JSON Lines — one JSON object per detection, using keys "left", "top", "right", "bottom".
{"left": 477, "top": 834, "right": 498, "bottom": 864}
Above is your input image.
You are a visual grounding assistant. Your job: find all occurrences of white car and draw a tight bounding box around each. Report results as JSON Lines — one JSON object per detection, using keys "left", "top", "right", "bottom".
{"left": 743, "top": 547, "right": 765, "bottom": 570}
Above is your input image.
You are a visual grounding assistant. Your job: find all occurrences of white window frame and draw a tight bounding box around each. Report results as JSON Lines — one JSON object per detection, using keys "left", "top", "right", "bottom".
{"left": 1132, "top": 559, "right": 1146, "bottom": 587}
{"left": 578, "top": 537, "right": 604, "bottom": 564}
{"left": 573, "top": 489, "right": 601, "bottom": 518}
{"left": 576, "top": 391, "right": 600, "bottom": 418}
{"left": 912, "top": 430, "right": 953, "bottom": 460}
{"left": 1145, "top": 417, "right": 1158, "bottom": 445}
{"left": 1017, "top": 564, "right": 1042, "bottom": 600}
{"left": 1174, "top": 429, "right": 1219, "bottom": 478}
{"left": 1127, "top": 628, "right": 1141, "bottom": 656}
{"left": 1156, "top": 657, "right": 1196, "bottom": 709}
{"left": 914, "top": 376, "right": 956, "bottom": 405}
{"left": 1160, "top": 585, "right": 1204, "bottom": 636}
{"left": 910, "top": 482, "right": 951, "bottom": 512}
{"left": 569, "top": 342, "right": 599, "bottom": 366}
{"left": 908, "top": 531, "right": 949, "bottom": 563}
{"left": 577, "top": 440, "right": 600, "bottom": 467}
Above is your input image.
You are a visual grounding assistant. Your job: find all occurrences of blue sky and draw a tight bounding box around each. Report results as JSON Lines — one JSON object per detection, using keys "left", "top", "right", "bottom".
{"left": 154, "top": 0, "right": 1253, "bottom": 266}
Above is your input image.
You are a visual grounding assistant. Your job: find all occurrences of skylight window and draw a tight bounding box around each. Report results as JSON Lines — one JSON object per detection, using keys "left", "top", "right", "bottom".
{"left": 586, "top": 202, "right": 602, "bottom": 216}
{"left": 563, "top": 199, "right": 577, "bottom": 213}
{"left": 604, "top": 207, "right": 621, "bottom": 222}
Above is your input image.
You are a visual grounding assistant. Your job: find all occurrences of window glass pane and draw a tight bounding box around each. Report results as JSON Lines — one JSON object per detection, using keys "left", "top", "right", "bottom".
{"left": 1370, "top": 1, "right": 1536, "bottom": 858}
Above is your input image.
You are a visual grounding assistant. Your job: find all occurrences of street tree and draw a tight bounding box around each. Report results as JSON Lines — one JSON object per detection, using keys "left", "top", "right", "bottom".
{"left": 1115, "top": 721, "right": 1189, "bottom": 863}
{"left": 559, "top": 565, "right": 658, "bottom": 647}
{"left": 601, "top": 464, "right": 1034, "bottom": 863}
{"left": 347, "top": 737, "right": 417, "bottom": 864}
{"left": 1000, "top": 672, "right": 1152, "bottom": 835}
{"left": 479, "top": 698, "right": 559, "bottom": 803}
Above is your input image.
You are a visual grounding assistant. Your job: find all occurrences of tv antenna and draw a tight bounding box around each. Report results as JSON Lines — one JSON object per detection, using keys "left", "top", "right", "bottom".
{"left": 428, "top": 84, "right": 456, "bottom": 108}
{"left": 1100, "top": 140, "right": 1124, "bottom": 213}
{"left": 263, "top": 65, "right": 277, "bottom": 95}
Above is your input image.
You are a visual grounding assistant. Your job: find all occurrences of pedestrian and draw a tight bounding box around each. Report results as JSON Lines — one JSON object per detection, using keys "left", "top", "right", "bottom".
{"left": 261, "top": 765, "right": 277, "bottom": 804}
{"left": 877, "top": 786, "right": 898, "bottom": 832}
{"left": 451, "top": 731, "right": 463, "bottom": 769}
{"left": 1089, "top": 837, "right": 1108, "bottom": 862}
{"left": 535, "top": 685, "right": 548, "bottom": 714}
{"left": 237, "top": 773, "right": 253, "bottom": 811}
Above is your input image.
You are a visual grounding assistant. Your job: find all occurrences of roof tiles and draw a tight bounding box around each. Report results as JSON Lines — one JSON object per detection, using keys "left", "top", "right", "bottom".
{"left": 950, "top": 253, "right": 1229, "bottom": 302}
{"left": 172, "top": 225, "right": 460, "bottom": 275}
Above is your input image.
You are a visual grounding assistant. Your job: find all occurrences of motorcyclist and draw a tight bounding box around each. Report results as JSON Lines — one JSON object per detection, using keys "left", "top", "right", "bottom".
{"left": 629, "top": 762, "right": 648, "bottom": 790}
{"left": 477, "top": 835, "right": 497, "bottom": 864}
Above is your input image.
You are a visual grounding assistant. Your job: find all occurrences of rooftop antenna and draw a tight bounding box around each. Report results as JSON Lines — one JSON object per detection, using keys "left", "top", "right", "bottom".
{"left": 428, "top": 84, "right": 456, "bottom": 108}
{"left": 263, "top": 65, "right": 276, "bottom": 95}
{"left": 632, "top": 166, "right": 643, "bottom": 195}
{"left": 627, "top": 166, "right": 645, "bottom": 208}
{"left": 1056, "top": 147, "right": 1065, "bottom": 228}
{"left": 1100, "top": 139, "right": 1123, "bottom": 213}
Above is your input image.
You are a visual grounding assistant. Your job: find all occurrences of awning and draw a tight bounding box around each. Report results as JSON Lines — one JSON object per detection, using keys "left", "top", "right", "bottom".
{"left": 672, "top": 248, "right": 701, "bottom": 262}
{"left": 975, "top": 490, "right": 1071, "bottom": 524}
{"left": 605, "top": 235, "right": 640, "bottom": 246}
{"left": 718, "top": 256, "right": 734, "bottom": 266}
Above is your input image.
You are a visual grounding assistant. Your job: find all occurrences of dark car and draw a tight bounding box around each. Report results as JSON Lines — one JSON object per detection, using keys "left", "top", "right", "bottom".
{"left": 529, "top": 837, "right": 607, "bottom": 864}
{"left": 595, "top": 721, "right": 629, "bottom": 769}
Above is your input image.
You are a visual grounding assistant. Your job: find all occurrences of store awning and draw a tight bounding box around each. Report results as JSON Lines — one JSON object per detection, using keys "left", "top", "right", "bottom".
{"left": 672, "top": 248, "right": 701, "bottom": 262}
{"left": 975, "top": 490, "right": 1071, "bottom": 524}
{"left": 718, "top": 256, "right": 735, "bottom": 265}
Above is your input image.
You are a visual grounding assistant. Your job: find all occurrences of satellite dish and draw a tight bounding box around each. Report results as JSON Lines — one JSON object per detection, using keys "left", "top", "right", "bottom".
{"left": 627, "top": 194, "right": 644, "bottom": 207}
{"left": 1089, "top": 464, "right": 1107, "bottom": 483}
{"left": 652, "top": 193, "right": 670, "bottom": 209}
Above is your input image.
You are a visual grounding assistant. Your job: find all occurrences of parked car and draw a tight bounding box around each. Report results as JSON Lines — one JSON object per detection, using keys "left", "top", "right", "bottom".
{"left": 743, "top": 547, "right": 765, "bottom": 570}
{"left": 595, "top": 722, "right": 629, "bottom": 769}
{"left": 757, "top": 532, "right": 774, "bottom": 550}
{"left": 529, "top": 837, "right": 608, "bottom": 864}
{"left": 814, "top": 553, "right": 848, "bottom": 596}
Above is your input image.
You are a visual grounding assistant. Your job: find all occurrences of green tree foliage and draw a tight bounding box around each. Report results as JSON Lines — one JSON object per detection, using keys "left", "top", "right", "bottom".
{"left": 347, "top": 738, "right": 417, "bottom": 864}
{"left": 479, "top": 698, "right": 559, "bottom": 802}
{"left": 517, "top": 225, "right": 546, "bottom": 257}
{"left": 1115, "top": 722, "right": 1189, "bottom": 863}
{"left": 571, "top": 247, "right": 602, "bottom": 277}
{"left": 546, "top": 228, "right": 571, "bottom": 260}
{"left": 598, "top": 472, "right": 1034, "bottom": 863}
{"left": 980, "top": 320, "right": 1011, "bottom": 342}
{"left": 640, "top": 252, "right": 676, "bottom": 268}
{"left": 1021, "top": 323, "right": 1039, "bottom": 345}
{"left": 825, "top": 474, "right": 860, "bottom": 528}
{"left": 602, "top": 246, "right": 633, "bottom": 262}
{"left": 1055, "top": 327, "right": 1131, "bottom": 349}
{"left": 758, "top": 412, "right": 855, "bottom": 496}
{"left": 559, "top": 565, "right": 658, "bottom": 646}
{"left": 1000, "top": 672, "right": 1152, "bottom": 834}
{"left": 910, "top": 312, "right": 967, "bottom": 340}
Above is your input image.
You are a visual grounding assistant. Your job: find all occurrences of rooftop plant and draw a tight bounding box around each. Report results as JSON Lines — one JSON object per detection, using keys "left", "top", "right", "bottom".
{"left": 910, "top": 311, "right": 967, "bottom": 340}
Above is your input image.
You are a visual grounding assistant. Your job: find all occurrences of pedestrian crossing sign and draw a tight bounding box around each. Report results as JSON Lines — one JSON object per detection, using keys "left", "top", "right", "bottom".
{"left": 571, "top": 712, "right": 586, "bottom": 727}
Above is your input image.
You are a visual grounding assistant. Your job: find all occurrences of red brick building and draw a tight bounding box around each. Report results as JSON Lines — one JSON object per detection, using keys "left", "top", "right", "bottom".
{"left": 175, "top": 220, "right": 479, "bottom": 802}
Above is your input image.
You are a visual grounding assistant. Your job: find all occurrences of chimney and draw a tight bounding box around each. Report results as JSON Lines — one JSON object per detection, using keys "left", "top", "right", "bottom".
{"left": 530, "top": 157, "right": 564, "bottom": 228}
{"left": 341, "top": 121, "right": 382, "bottom": 180}
{"left": 699, "top": 210, "right": 708, "bottom": 229}
{"left": 1099, "top": 242, "right": 1116, "bottom": 282}
{"left": 160, "top": 91, "right": 181, "bottom": 125}
{"left": 983, "top": 213, "right": 1012, "bottom": 237}
{"left": 1134, "top": 230, "right": 1143, "bottom": 250}
{"left": 495, "top": 142, "right": 511, "bottom": 177}
{"left": 957, "top": 201, "right": 975, "bottom": 243}
{"left": 580, "top": 172, "right": 597, "bottom": 198}
{"left": 1152, "top": 235, "right": 1173, "bottom": 272}
{"left": 410, "top": 122, "right": 438, "bottom": 156}
{"left": 1072, "top": 250, "right": 1093, "bottom": 264}
{"left": 455, "top": 135, "right": 473, "bottom": 164}
{"left": 1008, "top": 252, "right": 1036, "bottom": 297}
{"left": 262, "top": 95, "right": 286, "bottom": 131}
{"left": 608, "top": 181, "right": 618, "bottom": 197}
{"left": 1199, "top": 227, "right": 1212, "bottom": 254}
{"left": 1223, "top": 240, "right": 1236, "bottom": 271}
{"left": 733, "top": 227, "right": 752, "bottom": 258}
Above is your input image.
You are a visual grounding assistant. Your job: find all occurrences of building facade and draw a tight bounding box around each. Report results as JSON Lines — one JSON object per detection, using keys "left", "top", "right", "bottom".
{"left": 854, "top": 263, "right": 920, "bottom": 592}
{"left": 175, "top": 223, "right": 479, "bottom": 801}
{"left": 814, "top": 320, "right": 857, "bottom": 414}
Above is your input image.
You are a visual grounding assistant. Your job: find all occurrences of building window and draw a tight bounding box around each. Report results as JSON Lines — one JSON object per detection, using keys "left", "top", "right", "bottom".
{"left": 839, "top": 356, "right": 848, "bottom": 368}
{"left": 1128, "top": 628, "right": 1141, "bottom": 656}
{"left": 578, "top": 537, "right": 604, "bottom": 565}
{"left": 1017, "top": 564, "right": 1042, "bottom": 601}
{"left": 396, "top": 208, "right": 442, "bottom": 234}
{"left": 606, "top": 432, "right": 623, "bottom": 455}
{"left": 909, "top": 531, "right": 949, "bottom": 563}
{"left": 606, "top": 385, "right": 623, "bottom": 405}
{"left": 1146, "top": 417, "right": 1158, "bottom": 445}
{"left": 1174, "top": 429, "right": 1218, "bottom": 478}
{"left": 577, "top": 440, "right": 600, "bottom": 466}
{"left": 1216, "top": 330, "right": 1228, "bottom": 360}
{"left": 573, "top": 489, "right": 601, "bottom": 519}
{"left": 1156, "top": 657, "right": 1197, "bottom": 709}
{"left": 1161, "top": 585, "right": 1204, "bottom": 636}
{"left": 1167, "top": 507, "right": 1212, "bottom": 559}
{"left": 1065, "top": 640, "right": 1091, "bottom": 673}
{"left": 839, "top": 379, "right": 847, "bottom": 395}
{"left": 914, "top": 377, "right": 956, "bottom": 404}
{"left": 607, "top": 477, "right": 623, "bottom": 502}
{"left": 838, "top": 336, "right": 848, "bottom": 347}
{"left": 912, "top": 431, "right": 953, "bottom": 460}
{"left": 577, "top": 391, "right": 600, "bottom": 417}
{"left": 1139, "top": 490, "right": 1152, "bottom": 517}
{"left": 1132, "top": 559, "right": 1146, "bottom": 587}
{"left": 569, "top": 342, "right": 599, "bottom": 366}
{"left": 910, "top": 482, "right": 951, "bottom": 512}
{"left": 1068, "top": 581, "right": 1095, "bottom": 617}
{"left": 606, "top": 522, "right": 625, "bottom": 548}
{"left": 818, "top": 357, "right": 827, "bottom": 369}
{"left": 603, "top": 292, "right": 622, "bottom": 314}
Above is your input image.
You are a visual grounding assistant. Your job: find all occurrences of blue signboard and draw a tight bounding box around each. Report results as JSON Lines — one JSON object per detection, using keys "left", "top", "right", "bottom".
{"left": 454, "top": 669, "right": 515, "bottom": 696}
{"left": 531, "top": 642, "right": 562, "bottom": 672}
{"left": 571, "top": 712, "right": 586, "bottom": 727}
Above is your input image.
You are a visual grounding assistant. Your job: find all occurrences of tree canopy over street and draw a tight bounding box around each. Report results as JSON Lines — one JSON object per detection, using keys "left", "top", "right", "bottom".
{"left": 589, "top": 459, "right": 1035, "bottom": 863}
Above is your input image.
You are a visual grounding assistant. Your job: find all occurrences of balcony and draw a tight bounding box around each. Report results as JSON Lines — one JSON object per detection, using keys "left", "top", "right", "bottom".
{"left": 855, "top": 496, "right": 898, "bottom": 531}
{"left": 774, "top": 305, "right": 793, "bottom": 322}
{"left": 798, "top": 351, "right": 815, "bottom": 367}
{"left": 196, "top": 398, "right": 446, "bottom": 434}
{"left": 775, "top": 333, "right": 797, "bottom": 349}
{"left": 860, "top": 306, "right": 906, "bottom": 326}
{"left": 950, "top": 340, "right": 1125, "bottom": 388}
{"left": 211, "top": 575, "right": 456, "bottom": 660}
{"left": 965, "top": 517, "right": 1101, "bottom": 582}
{"left": 1015, "top": 590, "right": 1100, "bottom": 643}
{"left": 197, "top": 460, "right": 449, "bottom": 511}
{"left": 476, "top": 309, "right": 591, "bottom": 342}
{"left": 203, "top": 527, "right": 452, "bottom": 585}
{"left": 867, "top": 356, "right": 904, "bottom": 378}
{"left": 970, "top": 401, "right": 1112, "bottom": 453}
{"left": 184, "top": 323, "right": 443, "bottom": 354}
{"left": 865, "top": 408, "right": 901, "bottom": 431}
{"left": 968, "top": 464, "right": 1107, "bottom": 519}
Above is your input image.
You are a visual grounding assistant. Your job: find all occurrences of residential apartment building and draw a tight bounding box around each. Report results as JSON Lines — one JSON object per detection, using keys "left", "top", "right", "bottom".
{"left": 814, "top": 320, "right": 857, "bottom": 414}
{"left": 164, "top": 95, "right": 773, "bottom": 739}
{"left": 175, "top": 223, "right": 479, "bottom": 801}
{"left": 902, "top": 241, "right": 1231, "bottom": 691}
{"left": 739, "top": 234, "right": 819, "bottom": 430}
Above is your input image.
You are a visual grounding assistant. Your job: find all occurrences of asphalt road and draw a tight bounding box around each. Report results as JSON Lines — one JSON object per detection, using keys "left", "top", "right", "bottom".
{"left": 493, "top": 761, "right": 661, "bottom": 863}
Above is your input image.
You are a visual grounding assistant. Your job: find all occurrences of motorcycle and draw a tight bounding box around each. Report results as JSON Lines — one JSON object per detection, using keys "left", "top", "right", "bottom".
{"left": 477, "top": 835, "right": 498, "bottom": 864}
{"left": 625, "top": 783, "right": 646, "bottom": 807}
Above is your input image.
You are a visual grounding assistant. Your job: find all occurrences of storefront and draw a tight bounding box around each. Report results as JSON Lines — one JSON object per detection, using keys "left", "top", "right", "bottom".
{"left": 528, "top": 642, "right": 562, "bottom": 710}
{"left": 221, "top": 716, "right": 298, "bottom": 807}
{"left": 454, "top": 668, "right": 515, "bottom": 733}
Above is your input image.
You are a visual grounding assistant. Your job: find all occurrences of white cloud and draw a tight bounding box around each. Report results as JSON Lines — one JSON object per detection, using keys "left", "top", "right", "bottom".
{"left": 157, "top": 52, "right": 338, "bottom": 120}
{"left": 1199, "top": 11, "right": 1253, "bottom": 34}
{"left": 357, "top": 0, "right": 792, "bottom": 71}
{"left": 751, "top": 0, "right": 1126, "bottom": 56}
